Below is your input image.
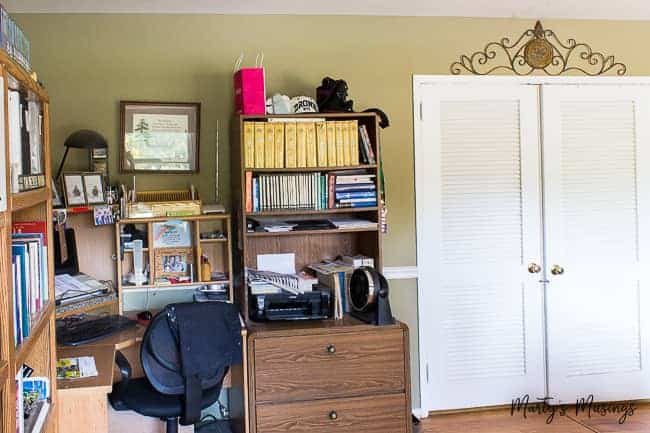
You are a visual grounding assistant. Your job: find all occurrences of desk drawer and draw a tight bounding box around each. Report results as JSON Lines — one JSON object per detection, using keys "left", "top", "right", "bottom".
{"left": 256, "top": 393, "right": 407, "bottom": 433}
{"left": 253, "top": 329, "right": 405, "bottom": 402}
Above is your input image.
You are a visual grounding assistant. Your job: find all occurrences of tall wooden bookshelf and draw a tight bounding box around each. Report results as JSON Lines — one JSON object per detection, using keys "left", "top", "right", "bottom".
{"left": 0, "top": 53, "right": 57, "bottom": 433}
{"left": 230, "top": 112, "right": 384, "bottom": 321}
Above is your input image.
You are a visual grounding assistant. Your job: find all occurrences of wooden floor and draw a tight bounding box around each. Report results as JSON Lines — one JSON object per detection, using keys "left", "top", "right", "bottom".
{"left": 421, "top": 404, "right": 650, "bottom": 433}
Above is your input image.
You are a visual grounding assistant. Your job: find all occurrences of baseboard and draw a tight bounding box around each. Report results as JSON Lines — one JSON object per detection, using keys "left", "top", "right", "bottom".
{"left": 383, "top": 266, "right": 418, "bottom": 280}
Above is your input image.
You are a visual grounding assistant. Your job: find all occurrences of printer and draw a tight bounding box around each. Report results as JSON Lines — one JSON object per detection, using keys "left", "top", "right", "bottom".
{"left": 250, "top": 290, "right": 331, "bottom": 321}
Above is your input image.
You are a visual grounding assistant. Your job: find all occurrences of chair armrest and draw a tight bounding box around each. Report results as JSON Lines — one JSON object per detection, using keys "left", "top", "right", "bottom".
{"left": 114, "top": 350, "right": 132, "bottom": 384}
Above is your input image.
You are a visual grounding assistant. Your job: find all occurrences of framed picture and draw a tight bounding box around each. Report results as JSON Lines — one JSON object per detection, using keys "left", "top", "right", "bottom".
{"left": 152, "top": 221, "right": 192, "bottom": 248}
{"left": 52, "top": 178, "right": 63, "bottom": 208}
{"left": 154, "top": 248, "right": 193, "bottom": 279}
{"left": 120, "top": 101, "right": 200, "bottom": 173}
{"left": 62, "top": 173, "right": 86, "bottom": 206}
{"left": 83, "top": 173, "right": 105, "bottom": 204}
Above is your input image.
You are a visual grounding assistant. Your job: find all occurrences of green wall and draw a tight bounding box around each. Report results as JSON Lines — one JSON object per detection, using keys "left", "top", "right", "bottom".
{"left": 15, "top": 14, "right": 645, "bottom": 408}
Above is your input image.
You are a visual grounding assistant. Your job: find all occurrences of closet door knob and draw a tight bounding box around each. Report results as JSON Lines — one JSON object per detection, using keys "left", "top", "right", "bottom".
{"left": 551, "top": 265, "right": 565, "bottom": 275}
{"left": 329, "top": 411, "right": 338, "bottom": 420}
{"left": 327, "top": 344, "right": 336, "bottom": 354}
{"left": 527, "top": 263, "right": 541, "bottom": 274}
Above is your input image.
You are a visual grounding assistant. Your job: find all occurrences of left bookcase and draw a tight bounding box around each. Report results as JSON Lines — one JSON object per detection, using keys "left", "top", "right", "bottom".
{"left": 0, "top": 50, "right": 57, "bottom": 433}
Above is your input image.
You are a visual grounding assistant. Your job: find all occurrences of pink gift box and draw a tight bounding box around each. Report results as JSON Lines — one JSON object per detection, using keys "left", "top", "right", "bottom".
{"left": 234, "top": 67, "right": 266, "bottom": 115}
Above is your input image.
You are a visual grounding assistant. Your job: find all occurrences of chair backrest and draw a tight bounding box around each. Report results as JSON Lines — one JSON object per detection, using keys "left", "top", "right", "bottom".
{"left": 140, "top": 302, "right": 242, "bottom": 396}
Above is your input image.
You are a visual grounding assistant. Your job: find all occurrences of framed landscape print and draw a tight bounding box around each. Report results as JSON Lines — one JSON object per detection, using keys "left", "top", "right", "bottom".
{"left": 120, "top": 101, "right": 200, "bottom": 173}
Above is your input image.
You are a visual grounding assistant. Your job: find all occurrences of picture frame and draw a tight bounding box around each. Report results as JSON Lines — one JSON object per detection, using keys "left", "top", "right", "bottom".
{"left": 154, "top": 248, "right": 193, "bottom": 279}
{"left": 120, "top": 101, "right": 200, "bottom": 174}
{"left": 52, "top": 178, "right": 63, "bottom": 208}
{"left": 152, "top": 220, "right": 192, "bottom": 248}
{"left": 62, "top": 173, "right": 86, "bottom": 207}
{"left": 83, "top": 172, "right": 105, "bottom": 204}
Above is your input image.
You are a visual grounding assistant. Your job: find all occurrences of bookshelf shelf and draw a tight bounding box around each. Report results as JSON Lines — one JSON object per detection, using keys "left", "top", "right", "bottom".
{"left": 10, "top": 188, "right": 49, "bottom": 211}
{"left": 116, "top": 215, "right": 233, "bottom": 312}
{"left": 13, "top": 301, "right": 54, "bottom": 369}
{"left": 245, "top": 227, "right": 379, "bottom": 238}
{"left": 0, "top": 50, "right": 56, "bottom": 433}
{"left": 199, "top": 238, "right": 228, "bottom": 243}
{"left": 246, "top": 207, "right": 378, "bottom": 217}
{"left": 232, "top": 112, "right": 384, "bottom": 322}
{"left": 247, "top": 164, "right": 377, "bottom": 173}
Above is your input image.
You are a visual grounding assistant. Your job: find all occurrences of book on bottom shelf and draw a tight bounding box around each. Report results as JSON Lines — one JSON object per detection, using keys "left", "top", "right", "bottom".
{"left": 16, "top": 371, "right": 51, "bottom": 433}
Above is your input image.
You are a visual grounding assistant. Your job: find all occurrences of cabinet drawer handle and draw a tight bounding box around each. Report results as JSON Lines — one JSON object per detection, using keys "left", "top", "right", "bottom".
{"left": 327, "top": 344, "right": 336, "bottom": 354}
{"left": 329, "top": 411, "right": 338, "bottom": 420}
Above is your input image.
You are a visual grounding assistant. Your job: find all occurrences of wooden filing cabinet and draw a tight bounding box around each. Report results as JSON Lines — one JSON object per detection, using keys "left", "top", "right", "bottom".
{"left": 246, "top": 318, "right": 412, "bottom": 433}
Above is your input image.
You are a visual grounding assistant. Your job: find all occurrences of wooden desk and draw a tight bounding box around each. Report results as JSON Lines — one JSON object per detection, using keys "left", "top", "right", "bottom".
{"left": 56, "top": 323, "right": 248, "bottom": 433}
{"left": 56, "top": 325, "right": 146, "bottom": 433}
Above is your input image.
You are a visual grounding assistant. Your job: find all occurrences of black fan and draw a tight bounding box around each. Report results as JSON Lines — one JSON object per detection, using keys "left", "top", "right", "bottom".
{"left": 349, "top": 267, "right": 394, "bottom": 326}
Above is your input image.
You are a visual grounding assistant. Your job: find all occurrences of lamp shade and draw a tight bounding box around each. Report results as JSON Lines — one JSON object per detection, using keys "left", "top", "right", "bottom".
{"left": 64, "top": 129, "right": 108, "bottom": 149}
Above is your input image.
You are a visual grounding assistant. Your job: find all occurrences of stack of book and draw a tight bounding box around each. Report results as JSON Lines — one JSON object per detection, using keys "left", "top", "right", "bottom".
{"left": 245, "top": 171, "right": 377, "bottom": 213}
{"left": 15, "top": 373, "right": 50, "bottom": 433}
{"left": 12, "top": 221, "right": 49, "bottom": 347}
{"left": 0, "top": 6, "right": 32, "bottom": 71}
{"left": 8, "top": 89, "right": 44, "bottom": 193}
{"left": 329, "top": 172, "right": 377, "bottom": 209}
{"left": 243, "top": 119, "right": 376, "bottom": 169}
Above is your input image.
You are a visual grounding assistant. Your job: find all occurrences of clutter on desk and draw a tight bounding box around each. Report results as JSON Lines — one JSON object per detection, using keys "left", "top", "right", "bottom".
{"left": 56, "top": 356, "right": 98, "bottom": 379}
{"left": 55, "top": 273, "right": 111, "bottom": 306}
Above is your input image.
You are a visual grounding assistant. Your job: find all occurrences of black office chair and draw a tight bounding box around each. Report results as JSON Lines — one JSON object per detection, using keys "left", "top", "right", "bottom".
{"left": 108, "top": 302, "right": 242, "bottom": 433}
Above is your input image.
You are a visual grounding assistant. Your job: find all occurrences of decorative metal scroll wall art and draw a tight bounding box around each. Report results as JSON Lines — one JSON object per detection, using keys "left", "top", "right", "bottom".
{"left": 450, "top": 21, "right": 627, "bottom": 76}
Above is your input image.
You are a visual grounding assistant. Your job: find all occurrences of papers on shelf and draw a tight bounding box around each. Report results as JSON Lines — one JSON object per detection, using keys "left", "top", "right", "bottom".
{"left": 328, "top": 218, "right": 378, "bottom": 229}
{"left": 257, "top": 253, "right": 295, "bottom": 275}
{"left": 247, "top": 269, "right": 317, "bottom": 295}
{"left": 55, "top": 273, "right": 107, "bottom": 305}
{"left": 56, "top": 356, "right": 98, "bottom": 380}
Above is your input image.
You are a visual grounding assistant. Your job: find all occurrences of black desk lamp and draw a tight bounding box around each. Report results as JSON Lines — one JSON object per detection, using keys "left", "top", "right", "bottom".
{"left": 55, "top": 129, "right": 108, "bottom": 180}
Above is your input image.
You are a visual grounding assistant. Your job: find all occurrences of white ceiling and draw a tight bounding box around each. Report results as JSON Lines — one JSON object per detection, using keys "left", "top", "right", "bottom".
{"left": 4, "top": 0, "right": 650, "bottom": 20}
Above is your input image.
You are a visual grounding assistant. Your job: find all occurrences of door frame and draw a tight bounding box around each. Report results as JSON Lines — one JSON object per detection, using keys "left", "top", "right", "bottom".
{"left": 413, "top": 74, "right": 650, "bottom": 415}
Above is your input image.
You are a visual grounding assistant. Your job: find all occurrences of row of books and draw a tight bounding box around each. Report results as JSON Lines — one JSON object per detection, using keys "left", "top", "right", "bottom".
{"left": 8, "top": 89, "right": 44, "bottom": 193}
{"left": 244, "top": 171, "right": 377, "bottom": 213}
{"left": 12, "top": 221, "right": 49, "bottom": 347}
{"left": 0, "top": 6, "right": 31, "bottom": 72}
{"left": 243, "top": 119, "right": 376, "bottom": 169}
{"left": 16, "top": 371, "right": 50, "bottom": 433}
{"left": 308, "top": 256, "right": 375, "bottom": 319}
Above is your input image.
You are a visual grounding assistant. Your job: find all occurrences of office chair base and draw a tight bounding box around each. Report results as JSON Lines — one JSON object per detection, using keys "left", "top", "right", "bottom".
{"left": 195, "top": 419, "right": 233, "bottom": 433}
{"left": 165, "top": 417, "right": 179, "bottom": 433}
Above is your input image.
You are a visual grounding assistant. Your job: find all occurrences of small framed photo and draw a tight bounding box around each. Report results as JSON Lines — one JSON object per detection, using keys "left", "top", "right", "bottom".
{"left": 52, "top": 178, "right": 63, "bottom": 208}
{"left": 154, "top": 248, "right": 193, "bottom": 279}
{"left": 153, "top": 221, "right": 192, "bottom": 248}
{"left": 83, "top": 173, "right": 105, "bottom": 204}
{"left": 120, "top": 101, "right": 200, "bottom": 174}
{"left": 62, "top": 173, "right": 86, "bottom": 207}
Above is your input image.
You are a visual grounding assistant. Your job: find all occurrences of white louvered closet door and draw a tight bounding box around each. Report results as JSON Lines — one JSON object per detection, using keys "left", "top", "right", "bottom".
{"left": 543, "top": 85, "right": 650, "bottom": 403}
{"left": 416, "top": 84, "right": 545, "bottom": 410}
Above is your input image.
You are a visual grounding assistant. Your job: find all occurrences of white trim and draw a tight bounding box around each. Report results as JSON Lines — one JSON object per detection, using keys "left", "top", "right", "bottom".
{"left": 412, "top": 407, "right": 429, "bottom": 419}
{"left": 413, "top": 75, "right": 650, "bottom": 86}
{"left": 383, "top": 266, "right": 418, "bottom": 280}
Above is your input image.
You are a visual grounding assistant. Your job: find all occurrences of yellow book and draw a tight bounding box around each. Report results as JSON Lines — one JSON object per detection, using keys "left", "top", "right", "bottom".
{"left": 305, "top": 122, "right": 317, "bottom": 167}
{"left": 264, "top": 123, "right": 275, "bottom": 168}
{"left": 273, "top": 123, "right": 285, "bottom": 168}
{"left": 335, "top": 121, "right": 345, "bottom": 166}
{"left": 285, "top": 122, "right": 297, "bottom": 168}
{"left": 315, "top": 121, "right": 328, "bottom": 167}
{"left": 349, "top": 120, "right": 359, "bottom": 165}
{"left": 342, "top": 121, "right": 351, "bottom": 166}
{"left": 296, "top": 122, "right": 307, "bottom": 168}
{"left": 243, "top": 122, "right": 255, "bottom": 168}
{"left": 254, "top": 122, "right": 265, "bottom": 168}
{"left": 326, "top": 122, "right": 337, "bottom": 166}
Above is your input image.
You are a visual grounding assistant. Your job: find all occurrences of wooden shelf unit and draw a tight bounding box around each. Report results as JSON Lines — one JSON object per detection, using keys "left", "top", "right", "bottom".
{"left": 230, "top": 112, "right": 384, "bottom": 321}
{"left": 0, "top": 50, "right": 57, "bottom": 433}
{"left": 115, "top": 214, "right": 234, "bottom": 313}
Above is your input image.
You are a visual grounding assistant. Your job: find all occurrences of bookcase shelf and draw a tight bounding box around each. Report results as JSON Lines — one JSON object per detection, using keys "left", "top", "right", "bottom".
{"left": 246, "top": 207, "right": 379, "bottom": 217}
{"left": 245, "top": 227, "right": 379, "bottom": 238}
{"left": 10, "top": 187, "right": 49, "bottom": 211}
{"left": 231, "top": 112, "right": 384, "bottom": 322}
{"left": 0, "top": 52, "right": 56, "bottom": 433}
{"left": 247, "top": 164, "right": 377, "bottom": 173}
{"left": 116, "top": 214, "right": 233, "bottom": 312}
{"left": 13, "top": 301, "right": 54, "bottom": 370}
